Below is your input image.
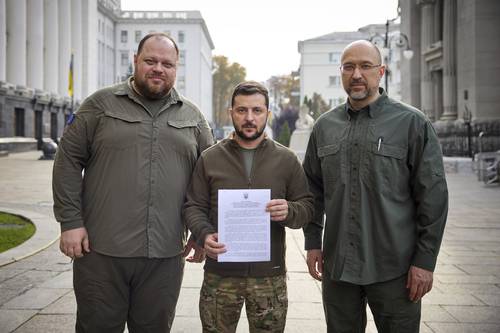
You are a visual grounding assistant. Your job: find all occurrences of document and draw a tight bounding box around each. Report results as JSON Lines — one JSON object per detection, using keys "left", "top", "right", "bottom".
{"left": 218, "top": 189, "right": 270, "bottom": 262}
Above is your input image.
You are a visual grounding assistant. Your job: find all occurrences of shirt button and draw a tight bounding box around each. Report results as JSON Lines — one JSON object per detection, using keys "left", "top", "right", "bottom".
{"left": 153, "top": 137, "right": 158, "bottom": 142}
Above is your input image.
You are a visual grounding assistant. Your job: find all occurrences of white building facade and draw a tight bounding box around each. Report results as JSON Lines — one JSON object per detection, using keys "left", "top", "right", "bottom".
{"left": 0, "top": 0, "right": 214, "bottom": 151}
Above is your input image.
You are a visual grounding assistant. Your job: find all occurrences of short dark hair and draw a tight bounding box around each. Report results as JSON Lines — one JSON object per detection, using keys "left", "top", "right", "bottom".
{"left": 136, "top": 32, "right": 179, "bottom": 57}
{"left": 231, "top": 81, "right": 269, "bottom": 109}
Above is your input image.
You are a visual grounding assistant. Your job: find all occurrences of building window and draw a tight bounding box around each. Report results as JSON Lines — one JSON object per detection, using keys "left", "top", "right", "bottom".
{"left": 179, "top": 50, "right": 186, "bottom": 65}
{"left": 329, "top": 52, "right": 341, "bottom": 64}
{"left": 121, "top": 52, "right": 129, "bottom": 66}
{"left": 329, "top": 76, "right": 340, "bottom": 87}
{"left": 178, "top": 31, "right": 185, "bottom": 43}
{"left": 121, "top": 30, "right": 128, "bottom": 43}
{"left": 135, "top": 30, "right": 142, "bottom": 43}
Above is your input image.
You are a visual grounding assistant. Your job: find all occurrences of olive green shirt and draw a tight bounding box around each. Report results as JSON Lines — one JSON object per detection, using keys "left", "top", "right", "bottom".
{"left": 53, "top": 79, "right": 214, "bottom": 258}
{"left": 303, "top": 89, "right": 448, "bottom": 285}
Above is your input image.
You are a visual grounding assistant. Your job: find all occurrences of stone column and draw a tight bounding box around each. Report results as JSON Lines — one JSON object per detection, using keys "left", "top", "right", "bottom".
{"left": 44, "top": 0, "right": 59, "bottom": 94}
{"left": 6, "top": 0, "right": 27, "bottom": 86}
{"left": 58, "top": 0, "right": 71, "bottom": 97}
{"left": 419, "top": 0, "right": 435, "bottom": 119}
{"left": 0, "top": 0, "right": 6, "bottom": 81}
{"left": 440, "top": 0, "right": 458, "bottom": 120}
{"left": 81, "top": 0, "right": 98, "bottom": 98}
{"left": 71, "top": 0, "right": 83, "bottom": 100}
{"left": 27, "top": 0, "right": 44, "bottom": 89}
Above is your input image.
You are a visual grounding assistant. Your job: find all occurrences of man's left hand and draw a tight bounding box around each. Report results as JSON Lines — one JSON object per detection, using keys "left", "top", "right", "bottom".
{"left": 407, "top": 265, "right": 433, "bottom": 302}
{"left": 182, "top": 239, "right": 206, "bottom": 263}
{"left": 266, "top": 199, "right": 288, "bottom": 222}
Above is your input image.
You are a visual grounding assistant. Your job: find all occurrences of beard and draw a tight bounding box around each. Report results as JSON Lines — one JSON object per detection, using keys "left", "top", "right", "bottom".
{"left": 133, "top": 73, "right": 172, "bottom": 100}
{"left": 346, "top": 80, "right": 374, "bottom": 101}
{"left": 233, "top": 121, "right": 267, "bottom": 142}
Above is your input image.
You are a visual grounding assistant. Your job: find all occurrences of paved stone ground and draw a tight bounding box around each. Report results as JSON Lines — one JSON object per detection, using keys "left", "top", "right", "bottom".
{"left": 0, "top": 151, "right": 499, "bottom": 332}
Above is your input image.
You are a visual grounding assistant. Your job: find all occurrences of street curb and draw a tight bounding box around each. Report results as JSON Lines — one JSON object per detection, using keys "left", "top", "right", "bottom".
{"left": 0, "top": 207, "right": 60, "bottom": 267}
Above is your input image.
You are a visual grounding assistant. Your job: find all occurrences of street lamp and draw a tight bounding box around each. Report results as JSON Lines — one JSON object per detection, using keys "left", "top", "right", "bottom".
{"left": 369, "top": 19, "right": 413, "bottom": 94}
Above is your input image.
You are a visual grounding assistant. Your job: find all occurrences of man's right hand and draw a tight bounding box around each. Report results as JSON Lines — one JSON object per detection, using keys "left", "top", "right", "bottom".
{"left": 306, "top": 249, "right": 323, "bottom": 281}
{"left": 60, "top": 227, "right": 90, "bottom": 259}
{"left": 204, "top": 233, "right": 226, "bottom": 260}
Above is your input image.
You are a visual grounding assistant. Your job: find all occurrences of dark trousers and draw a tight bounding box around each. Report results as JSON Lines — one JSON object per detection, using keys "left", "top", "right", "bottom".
{"left": 73, "top": 251, "right": 185, "bottom": 333}
{"left": 322, "top": 274, "right": 421, "bottom": 333}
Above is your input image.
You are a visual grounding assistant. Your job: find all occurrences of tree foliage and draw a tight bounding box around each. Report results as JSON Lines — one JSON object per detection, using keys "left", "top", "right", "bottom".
{"left": 276, "top": 121, "right": 291, "bottom": 147}
{"left": 303, "top": 93, "right": 330, "bottom": 120}
{"left": 267, "top": 74, "right": 300, "bottom": 110}
{"left": 212, "top": 55, "right": 246, "bottom": 127}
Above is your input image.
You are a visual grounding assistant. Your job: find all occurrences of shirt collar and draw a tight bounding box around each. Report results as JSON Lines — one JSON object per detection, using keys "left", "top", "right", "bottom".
{"left": 344, "top": 87, "right": 388, "bottom": 119}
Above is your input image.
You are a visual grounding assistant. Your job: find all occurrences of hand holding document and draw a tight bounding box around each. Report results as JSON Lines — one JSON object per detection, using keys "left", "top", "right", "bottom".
{"left": 218, "top": 189, "right": 270, "bottom": 262}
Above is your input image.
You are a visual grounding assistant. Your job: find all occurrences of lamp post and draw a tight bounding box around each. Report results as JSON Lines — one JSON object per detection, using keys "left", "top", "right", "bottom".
{"left": 369, "top": 19, "right": 414, "bottom": 94}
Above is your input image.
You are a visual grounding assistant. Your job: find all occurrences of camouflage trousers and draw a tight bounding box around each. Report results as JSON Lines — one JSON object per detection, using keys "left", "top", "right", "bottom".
{"left": 199, "top": 272, "right": 288, "bottom": 333}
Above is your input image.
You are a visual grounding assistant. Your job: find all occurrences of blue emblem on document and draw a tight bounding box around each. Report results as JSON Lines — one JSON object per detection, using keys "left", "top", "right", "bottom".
{"left": 243, "top": 192, "right": 249, "bottom": 199}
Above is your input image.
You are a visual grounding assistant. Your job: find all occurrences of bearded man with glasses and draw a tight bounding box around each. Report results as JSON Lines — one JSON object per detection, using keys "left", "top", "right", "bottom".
{"left": 303, "top": 40, "right": 448, "bottom": 332}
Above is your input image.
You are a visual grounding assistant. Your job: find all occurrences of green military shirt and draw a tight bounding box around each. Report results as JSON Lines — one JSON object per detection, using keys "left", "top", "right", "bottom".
{"left": 53, "top": 78, "right": 214, "bottom": 258}
{"left": 303, "top": 89, "right": 448, "bottom": 285}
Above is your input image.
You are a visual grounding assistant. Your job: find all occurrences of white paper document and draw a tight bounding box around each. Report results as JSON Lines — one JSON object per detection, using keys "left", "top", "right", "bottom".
{"left": 218, "top": 189, "right": 271, "bottom": 262}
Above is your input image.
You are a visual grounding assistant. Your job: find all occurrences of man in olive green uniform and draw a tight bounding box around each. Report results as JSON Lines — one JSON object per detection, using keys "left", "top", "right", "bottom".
{"left": 53, "top": 33, "right": 213, "bottom": 332}
{"left": 303, "top": 40, "right": 448, "bottom": 332}
{"left": 184, "top": 81, "right": 314, "bottom": 332}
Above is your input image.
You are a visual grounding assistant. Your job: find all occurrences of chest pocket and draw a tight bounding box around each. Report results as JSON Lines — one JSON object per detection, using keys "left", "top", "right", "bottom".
{"left": 98, "top": 111, "right": 142, "bottom": 149}
{"left": 317, "top": 143, "right": 341, "bottom": 188}
{"left": 163, "top": 120, "right": 199, "bottom": 157}
{"left": 363, "top": 141, "right": 408, "bottom": 194}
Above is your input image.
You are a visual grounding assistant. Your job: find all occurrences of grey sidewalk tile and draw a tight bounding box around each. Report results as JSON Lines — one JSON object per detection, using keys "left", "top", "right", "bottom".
{"left": 39, "top": 291, "right": 76, "bottom": 314}
{"left": 38, "top": 271, "right": 73, "bottom": 289}
{"left": 0, "top": 288, "right": 23, "bottom": 307}
{"left": 427, "top": 323, "right": 500, "bottom": 333}
{"left": 288, "top": 280, "right": 322, "bottom": 302}
{"left": 434, "top": 282, "right": 500, "bottom": 294}
{"left": 13, "top": 314, "right": 75, "bottom": 333}
{"left": 440, "top": 249, "right": 498, "bottom": 257}
{"left": 438, "top": 256, "right": 500, "bottom": 265}
{"left": 0, "top": 309, "right": 37, "bottom": 333}
{"left": 0, "top": 268, "right": 27, "bottom": 284}
{"left": 0, "top": 270, "right": 60, "bottom": 292}
{"left": 473, "top": 294, "right": 500, "bottom": 306}
{"left": 421, "top": 305, "right": 457, "bottom": 322}
{"left": 434, "top": 264, "right": 467, "bottom": 275}
{"left": 283, "top": 319, "right": 327, "bottom": 332}
{"left": 422, "top": 292, "right": 483, "bottom": 306}
{"left": 287, "top": 301, "right": 325, "bottom": 320}
{"left": 442, "top": 305, "right": 500, "bottom": 323}
{"left": 436, "top": 274, "right": 500, "bottom": 284}
{"left": 170, "top": 316, "right": 203, "bottom": 332}
{"left": 2, "top": 288, "right": 71, "bottom": 310}
{"left": 456, "top": 264, "right": 500, "bottom": 276}
{"left": 175, "top": 288, "right": 200, "bottom": 317}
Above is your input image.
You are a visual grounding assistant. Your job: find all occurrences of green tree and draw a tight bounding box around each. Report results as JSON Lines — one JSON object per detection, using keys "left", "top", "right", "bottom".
{"left": 212, "top": 55, "right": 246, "bottom": 127}
{"left": 268, "top": 74, "right": 300, "bottom": 110}
{"left": 305, "top": 93, "right": 330, "bottom": 120}
{"left": 276, "top": 121, "right": 291, "bottom": 147}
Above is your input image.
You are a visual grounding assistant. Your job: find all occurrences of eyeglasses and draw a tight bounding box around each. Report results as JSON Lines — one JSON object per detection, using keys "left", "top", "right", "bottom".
{"left": 340, "top": 63, "right": 382, "bottom": 74}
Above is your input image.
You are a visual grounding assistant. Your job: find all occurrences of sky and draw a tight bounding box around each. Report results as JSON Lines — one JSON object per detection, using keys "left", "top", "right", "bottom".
{"left": 121, "top": 0, "right": 400, "bottom": 82}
